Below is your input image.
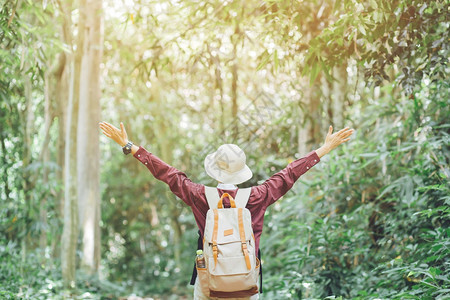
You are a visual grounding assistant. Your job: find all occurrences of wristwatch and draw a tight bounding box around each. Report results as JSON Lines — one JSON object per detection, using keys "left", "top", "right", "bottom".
{"left": 122, "top": 141, "right": 133, "bottom": 155}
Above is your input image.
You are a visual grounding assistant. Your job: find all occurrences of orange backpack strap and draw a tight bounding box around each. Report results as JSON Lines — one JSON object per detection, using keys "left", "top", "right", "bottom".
{"left": 238, "top": 208, "right": 251, "bottom": 270}
{"left": 212, "top": 209, "right": 219, "bottom": 267}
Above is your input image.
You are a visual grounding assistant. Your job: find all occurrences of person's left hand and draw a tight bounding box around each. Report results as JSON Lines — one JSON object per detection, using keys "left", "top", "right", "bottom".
{"left": 99, "top": 121, "right": 129, "bottom": 147}
{"left": 323, "top": 125, "right": 354, "bottom": 152}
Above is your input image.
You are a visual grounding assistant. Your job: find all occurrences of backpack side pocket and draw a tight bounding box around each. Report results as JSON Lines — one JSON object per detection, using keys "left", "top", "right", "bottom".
{"left": 196, "top": 264, "right": 210, "bottom": 297}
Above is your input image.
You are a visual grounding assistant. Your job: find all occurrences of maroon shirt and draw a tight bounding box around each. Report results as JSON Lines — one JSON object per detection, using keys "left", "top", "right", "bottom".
{"left": 133, "top": 146, "right": 320, "bottom": 252}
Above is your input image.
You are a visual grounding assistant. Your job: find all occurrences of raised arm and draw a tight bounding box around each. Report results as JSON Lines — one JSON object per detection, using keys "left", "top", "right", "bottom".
{"left": 250, "top": 125, "right": 354, "bottom": 208}
{"left": 99, "top": 121, "right": 203, "bottom": 206}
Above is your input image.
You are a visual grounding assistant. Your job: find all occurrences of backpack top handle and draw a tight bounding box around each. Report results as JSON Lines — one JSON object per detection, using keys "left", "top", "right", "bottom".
{"left": 217, "top": 193, "right": 236, "bottom": 209}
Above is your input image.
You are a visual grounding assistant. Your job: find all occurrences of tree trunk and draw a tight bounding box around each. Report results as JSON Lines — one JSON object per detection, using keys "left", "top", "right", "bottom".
{"left": 298, "top": 83, "right": 312, "bottom": 156}
{"left": 21, "top": 61, "right": 33, "bottom": 271}
{"left": 309, "top": 80, "right": 321, "bottom": 145}
{"left": 320, "top": 70, "right": 332, "bottom": 132}
{"left": 61, "top": 57, "right": 79, "bottom": 287}
{"left": 23, "top": 57, "right": 33, "bottom": 180}
{"left": 77, "top": 0, "right": 103, "bottom": 274}
{"left": 56, "top": 52, "right": 68, "bottom": 219}
{"left": 331, "top": 66, "right": 346, "bottom": 128}
{"left": 51, "top": 52, "right": 68, "bottom": 259}
{"left": 208, "top": 43, "right": 224, "bottom": 133}
{"left": 60, "top": 0, "right": 78, "bottom": 287}
{"left": 39, "top": 71, "right": 52, "bottom": 251}
{"left": 231, "top": 40, "right": 238, "bottom": 141}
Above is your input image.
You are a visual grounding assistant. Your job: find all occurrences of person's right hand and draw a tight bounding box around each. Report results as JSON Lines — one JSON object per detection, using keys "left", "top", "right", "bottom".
{"left": 315, "top": 125, "right": 355, "bottom": 158}
{"left": 99, "top": 121, "right": 129, "bottom": 147}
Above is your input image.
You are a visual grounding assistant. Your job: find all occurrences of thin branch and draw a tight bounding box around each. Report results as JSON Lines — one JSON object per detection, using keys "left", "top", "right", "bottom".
{"left": 7, "top": 0, "right": 20, "bottom": 27}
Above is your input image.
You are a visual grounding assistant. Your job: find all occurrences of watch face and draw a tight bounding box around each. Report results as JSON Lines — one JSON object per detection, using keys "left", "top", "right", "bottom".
{"left": 123, "top": 143, "right": 132, "bottom": 154}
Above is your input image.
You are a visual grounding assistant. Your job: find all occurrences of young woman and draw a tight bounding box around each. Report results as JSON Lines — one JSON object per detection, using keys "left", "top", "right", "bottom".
{"left": 99, "top": 121, "right": 354, "bottom": 299}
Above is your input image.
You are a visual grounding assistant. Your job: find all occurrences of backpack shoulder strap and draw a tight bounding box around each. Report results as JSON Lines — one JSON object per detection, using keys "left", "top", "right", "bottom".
{"left": 234, "top": 187, "right": 252, "bottom": 208}
{"left": 204, "top": 186, "right": 220, "bottom": 209}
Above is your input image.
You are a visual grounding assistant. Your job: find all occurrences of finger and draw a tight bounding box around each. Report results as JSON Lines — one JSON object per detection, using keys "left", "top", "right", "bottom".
{"left": 328, "top": 125, "right": 333, "bottom": 136}
{"left": 337, "top": 126, "right": 350, "bottom": 133}
{"left": 340, "top": 137, "right": 351, "bottom": 144}
{"left": 99, "top": 124, "right": 112, "bottom": 134}
{"left": 120, "top": 122, "right": 128, "bottom": 136}
{"left": 100, "top": 122, "right": 112, "bottom": 129}
{"left": 342, "top": 129, "right": 354, "bottom": 138}
{"left": 103, "top": 122, "right": 119, "bottom": 132}
{"left": 101, "top": 130, "right": 112, "bottom": 137}
{"left": 102, "top": 121, "right": 115, "bottom": 129}
{"left": 337, "top": 127, "right": 351, "bottom": 136}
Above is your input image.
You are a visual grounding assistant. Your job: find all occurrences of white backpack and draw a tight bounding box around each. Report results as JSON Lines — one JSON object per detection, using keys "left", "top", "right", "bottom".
{"left": 196, "top": 186, "right": 260, "bottom": 298}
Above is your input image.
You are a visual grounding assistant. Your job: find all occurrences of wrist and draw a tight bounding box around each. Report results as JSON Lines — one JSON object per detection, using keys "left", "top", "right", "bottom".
{"left": 120, "top": 140, "right": 129, "bottom": 147}
{"left": 316, "top": 145, "right": 331, "bottom": 158}
{"left": 131, "top": 144, "right": 139, "bottom": 156}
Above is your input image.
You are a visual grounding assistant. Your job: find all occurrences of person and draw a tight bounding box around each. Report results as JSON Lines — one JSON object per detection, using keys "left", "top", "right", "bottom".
{"left": 99, "top": 121, "right": 354, "bottom": 299}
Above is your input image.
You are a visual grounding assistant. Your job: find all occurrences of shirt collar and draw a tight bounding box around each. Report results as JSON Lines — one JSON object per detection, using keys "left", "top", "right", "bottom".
{"left": 217, "top": 183, "right": 238, "bottom": 190}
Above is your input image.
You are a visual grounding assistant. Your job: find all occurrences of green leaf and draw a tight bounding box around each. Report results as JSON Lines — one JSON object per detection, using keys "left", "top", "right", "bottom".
{"left": 274, "top": 50, "right": 279, "bottom": 72}
{"left": 334, "top": 0, "right": 342, "bottom": 12}
{"left": 309, "top": 56, "right": 321, "bottom": 86}
{"left": 256, "top": 51, "right": 270, "bottom": 71}
{"left": 358, "top": 23, "right": 367, "bottom": 36}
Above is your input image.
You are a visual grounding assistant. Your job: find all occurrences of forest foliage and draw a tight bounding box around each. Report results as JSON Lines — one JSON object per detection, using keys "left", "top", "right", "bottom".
{"left": 1, "top": 0, "right": 449, "bottom": 299}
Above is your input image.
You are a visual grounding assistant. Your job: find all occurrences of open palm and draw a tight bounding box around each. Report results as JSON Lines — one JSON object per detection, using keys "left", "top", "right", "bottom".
{"left": 324, "top": 125, "right": 354, "bottom": 151}
{"left": 99, "top": 121, "right": 128, "bottom": 147}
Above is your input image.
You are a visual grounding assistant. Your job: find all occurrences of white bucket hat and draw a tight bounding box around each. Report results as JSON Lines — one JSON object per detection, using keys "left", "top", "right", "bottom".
{"left": 204, "top": 144, "right": 253, "bottom": 185}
